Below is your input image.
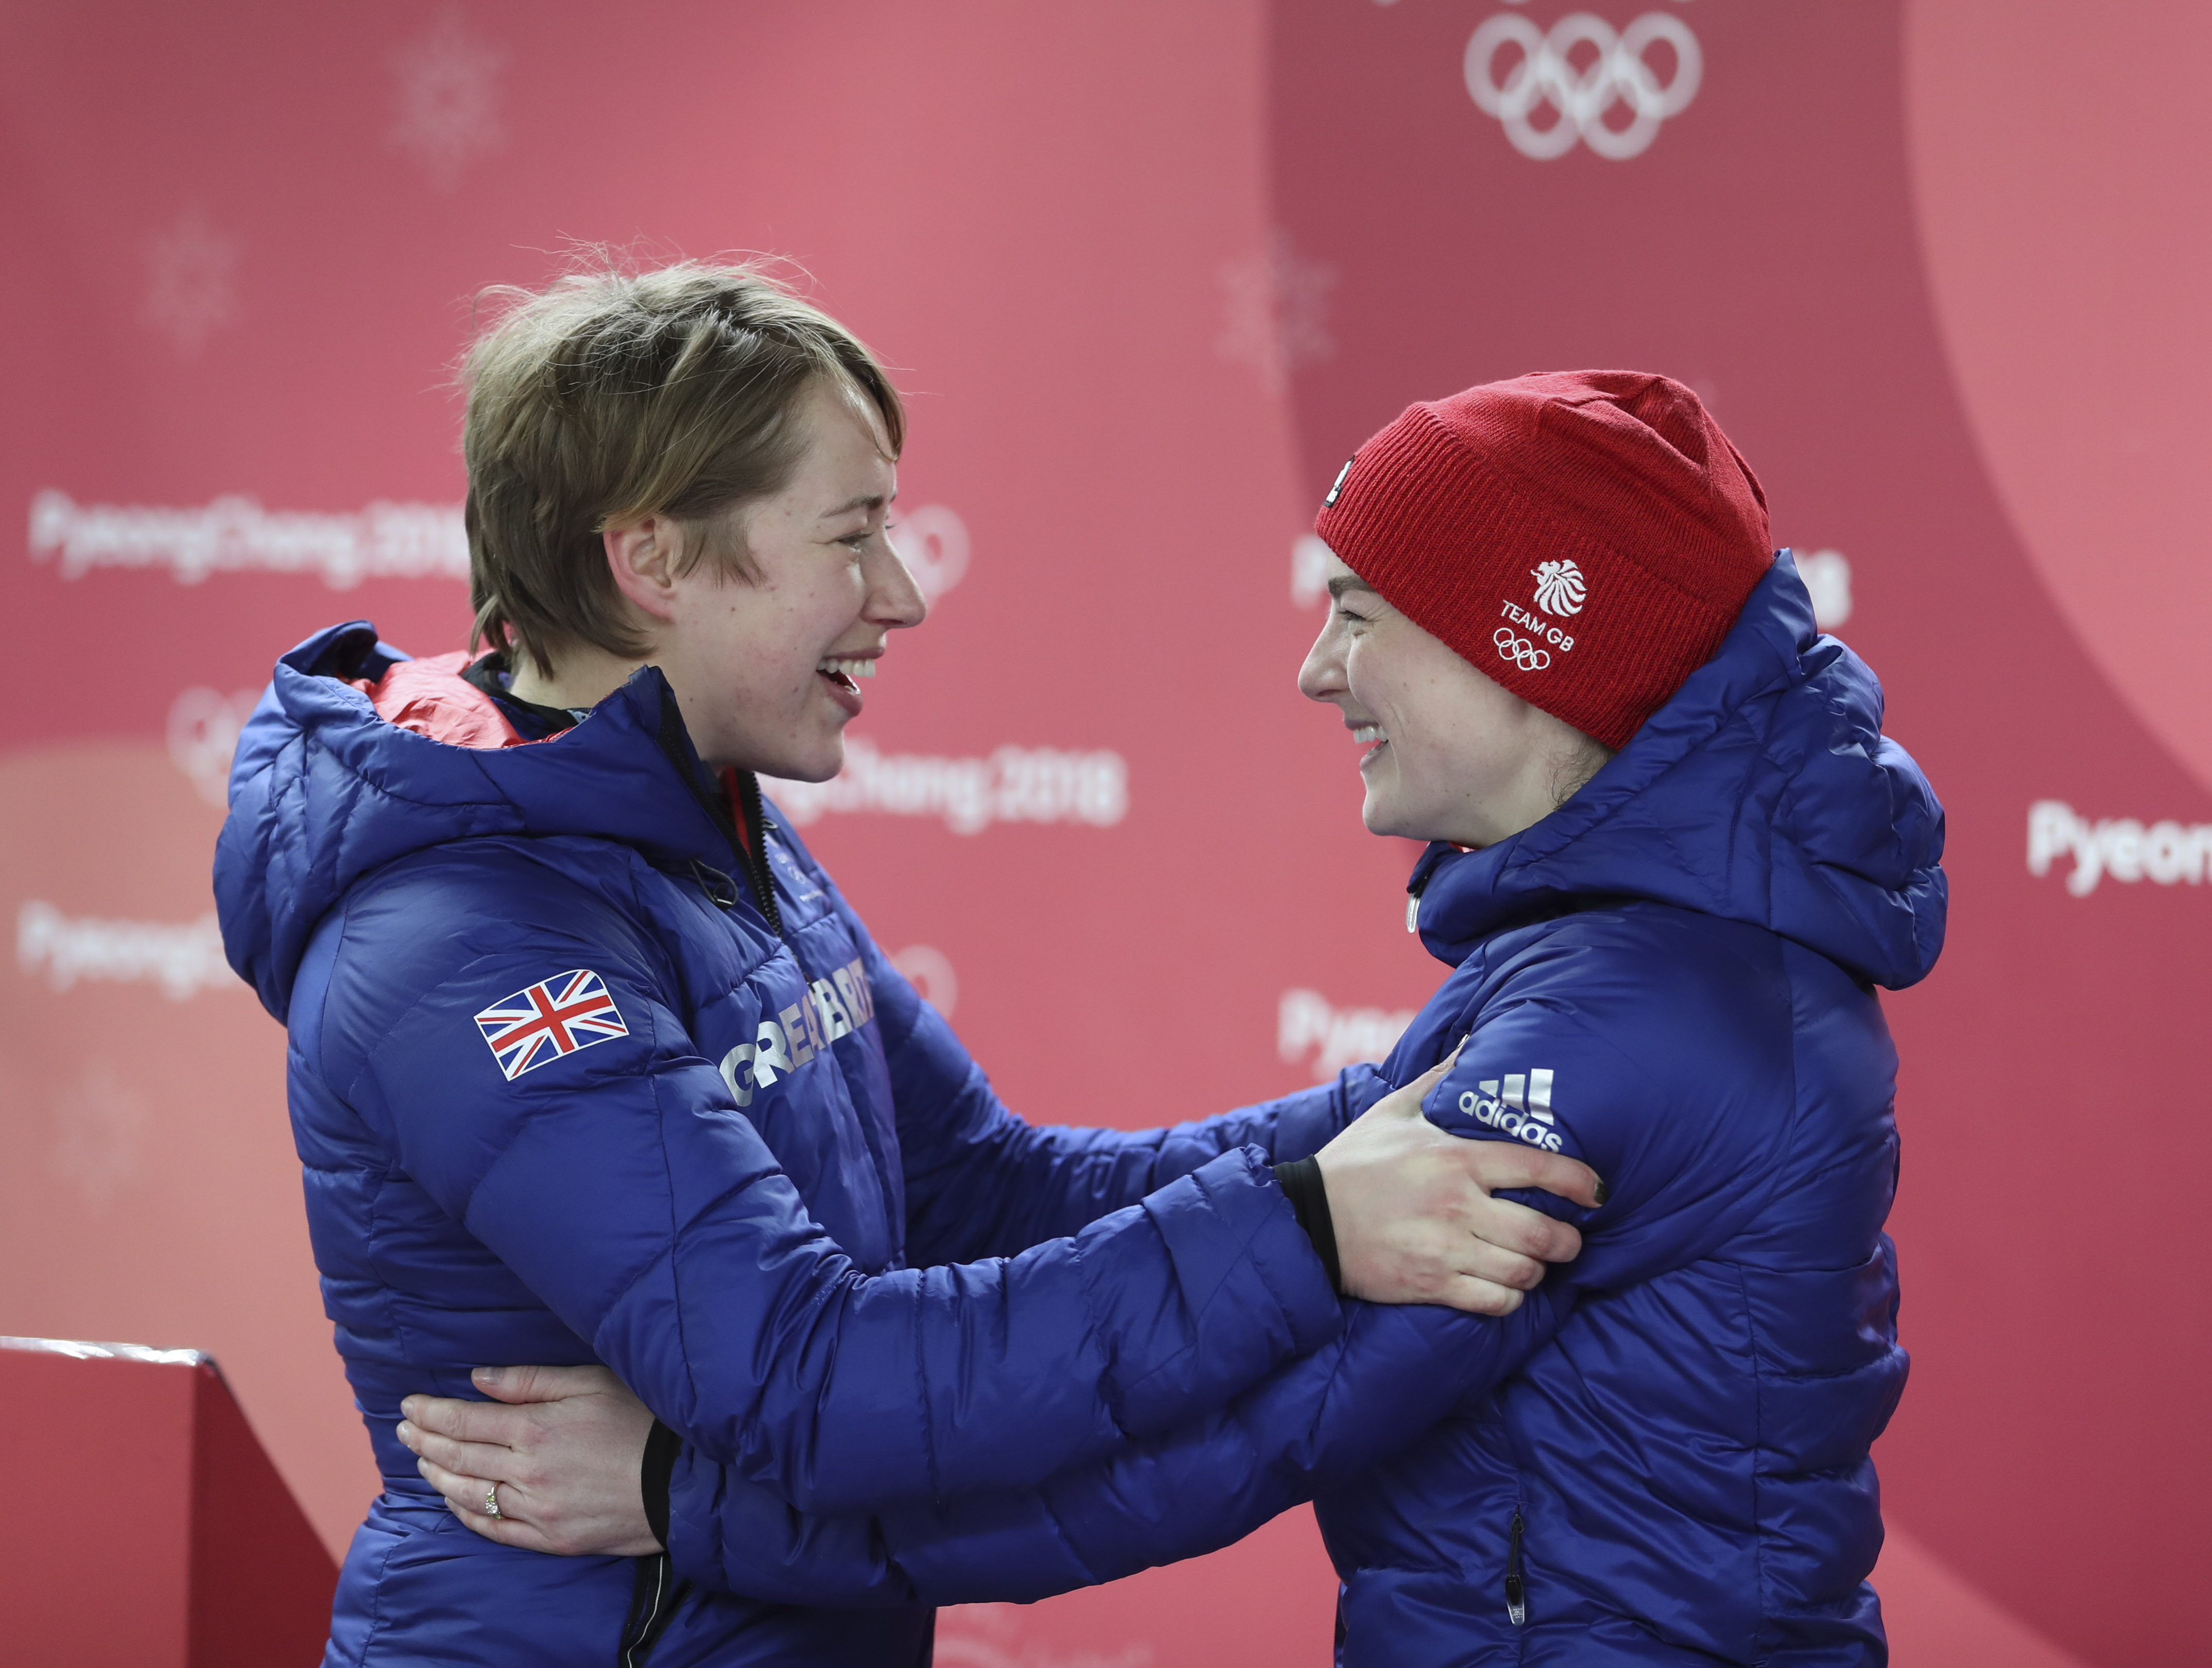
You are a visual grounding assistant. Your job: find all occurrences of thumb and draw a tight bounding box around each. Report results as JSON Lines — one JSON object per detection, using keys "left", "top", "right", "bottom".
{"left": 1402, "top": 1040, "right": 1463, "bottom": 1099}
{"left": 471, "top": 1363, "right": 607, "bottom": 1404}
{"left": 1370, "top": 1044, "right": 1461, "bottom": 1120}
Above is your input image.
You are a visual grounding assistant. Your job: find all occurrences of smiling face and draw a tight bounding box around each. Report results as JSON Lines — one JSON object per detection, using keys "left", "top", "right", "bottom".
{"left": 1298, "top": 546, "right": 1609, "bottom": 847}
{"left": 630, "top": 379, "right": 926, "bottom": 779}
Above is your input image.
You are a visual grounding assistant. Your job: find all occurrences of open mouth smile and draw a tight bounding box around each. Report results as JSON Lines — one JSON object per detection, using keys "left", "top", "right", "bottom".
{"left": 815, "top": 655, "right": 879, "bottom": 717}
{"left": 816, "top": 656, "right": 878, "bottom": 696}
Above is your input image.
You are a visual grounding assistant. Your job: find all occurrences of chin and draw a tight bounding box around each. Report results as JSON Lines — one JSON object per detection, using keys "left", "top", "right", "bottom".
{"left": 1360, "top": 788, "right": 1405, "bottom": 839}
{"left": 1362, "top": 788, "right": 1449, "bottom": 845}
{"left": 768, "top": 748, "right": 842, "bottom": 784}
{"left": 722, "top": 727, "right": 844, "bottom": 784}
{"left": 784, "top": 729, "right": 850, "bottom": 784}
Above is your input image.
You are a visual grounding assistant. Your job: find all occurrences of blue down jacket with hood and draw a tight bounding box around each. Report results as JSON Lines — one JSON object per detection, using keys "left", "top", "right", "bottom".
{"left": 215, "top": 624, "right": 1411, "bottom": 1666}
{"left": 650, "top": 554, "right": 1946, "bottom": 1666}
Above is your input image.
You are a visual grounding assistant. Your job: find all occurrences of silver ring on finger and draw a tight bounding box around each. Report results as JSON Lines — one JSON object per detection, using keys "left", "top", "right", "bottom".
{"left": 484, "top": 1483, "right": 502, "bottom": 1520}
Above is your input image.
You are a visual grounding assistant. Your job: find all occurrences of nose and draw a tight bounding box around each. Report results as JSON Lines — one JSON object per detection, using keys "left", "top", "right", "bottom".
{"left": 1298, "top": 616, "right": 1345, "bottom": 703}
{"left": 867, "top": 536, "right": 929, "bottom": 630}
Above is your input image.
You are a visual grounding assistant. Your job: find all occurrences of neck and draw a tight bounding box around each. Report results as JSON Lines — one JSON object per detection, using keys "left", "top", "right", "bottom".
{"left": 506, "top": 639, "right": 649, "bottom": 714}
{"left": 1432, "top": 735, "right": 1617, "bottom": 849}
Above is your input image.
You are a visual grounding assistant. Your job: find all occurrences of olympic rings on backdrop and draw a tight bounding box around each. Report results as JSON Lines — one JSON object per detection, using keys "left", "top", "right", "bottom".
{"left": 1465, "top": 12, "right": 1703, "bottom": 161}
{"left": 1495, "top": 628, "right": 1552, "bottom": 671}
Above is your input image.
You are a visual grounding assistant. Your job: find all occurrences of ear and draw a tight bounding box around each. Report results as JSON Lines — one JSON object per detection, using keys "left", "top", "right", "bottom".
{"left": 602, "top": 516, "right": 684, "bottom": 624}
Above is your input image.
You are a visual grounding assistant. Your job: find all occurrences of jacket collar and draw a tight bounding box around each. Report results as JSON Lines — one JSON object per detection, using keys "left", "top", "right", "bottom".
{"left": 270, "top": 622, "right": 745, "bottom": 874}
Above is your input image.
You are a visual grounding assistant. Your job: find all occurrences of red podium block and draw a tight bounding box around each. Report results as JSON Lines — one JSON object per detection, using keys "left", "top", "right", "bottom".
{"left": 0, "top": 1336, "right": 339, "bottom": 1666}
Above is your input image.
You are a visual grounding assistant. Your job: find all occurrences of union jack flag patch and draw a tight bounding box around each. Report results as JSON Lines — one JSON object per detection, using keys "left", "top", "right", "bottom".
{"left": 473, "top": 969, "right": 630, "bottom": 1081}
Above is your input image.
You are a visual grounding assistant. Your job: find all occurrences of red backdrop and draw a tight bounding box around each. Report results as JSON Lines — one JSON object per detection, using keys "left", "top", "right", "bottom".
{"left": 2, "top": 4, "right": 2203, "bottom": 1663}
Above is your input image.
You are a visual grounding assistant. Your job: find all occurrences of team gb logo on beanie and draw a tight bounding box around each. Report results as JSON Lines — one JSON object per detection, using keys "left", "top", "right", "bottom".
{"left": 1531, "top": 559, "right": 1586, "bottom": 616}
{"left": 1312, "top": 371, "right": 1772, "bottom": 751}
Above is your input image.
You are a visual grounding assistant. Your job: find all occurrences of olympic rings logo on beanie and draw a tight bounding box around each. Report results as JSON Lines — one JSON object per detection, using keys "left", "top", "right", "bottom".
{"left": 1494, "top": 628, "right": 1552, "bottom": 672}
{"left": 1312, "top": 371, "right": 1772, "bottom": 751}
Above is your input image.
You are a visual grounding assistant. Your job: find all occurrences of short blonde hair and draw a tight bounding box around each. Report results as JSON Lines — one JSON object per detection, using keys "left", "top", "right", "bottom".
{"left": 461, "top": 260, "right": 904, "bottom": 674}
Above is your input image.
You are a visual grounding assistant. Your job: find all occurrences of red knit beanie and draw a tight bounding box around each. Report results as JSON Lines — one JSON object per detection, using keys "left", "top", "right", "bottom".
{"left": 1314, "top": 371, "right": 1773, "bottom": 750}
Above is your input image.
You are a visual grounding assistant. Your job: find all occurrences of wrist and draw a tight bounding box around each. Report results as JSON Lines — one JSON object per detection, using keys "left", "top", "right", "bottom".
{"left": 1272, "top": 1155, "right": 1343, "bottom": 1293}
{"left": 641, "top": 1419, "right": 681, "bottom": 1552}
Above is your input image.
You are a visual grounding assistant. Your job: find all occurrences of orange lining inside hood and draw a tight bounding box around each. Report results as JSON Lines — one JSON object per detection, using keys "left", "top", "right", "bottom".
{"left": 345, "top": 652, "right": 527, "bottom": 750}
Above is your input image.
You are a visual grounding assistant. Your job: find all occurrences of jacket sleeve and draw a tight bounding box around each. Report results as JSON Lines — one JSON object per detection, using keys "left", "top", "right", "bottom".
{"left": 326, "top": 854, "right": 1343, "bottom": 1515}
{"left": 662, "top": 1287, "right": 1569, "bottom": 1606}
{"left": 1418, "top": 916, "right": 1808, "bottom": 1295}
{"left": 843, "top": 891, "right": 1383, "bottom": 1265}
{"left": 660, "top": 916, "right": 1814, "bottom": 1600}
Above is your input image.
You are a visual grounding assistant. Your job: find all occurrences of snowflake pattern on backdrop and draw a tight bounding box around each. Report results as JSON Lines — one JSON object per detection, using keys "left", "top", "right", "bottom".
{"left": 168, "top": 686, "right": 261, "bottom": 808}
{"left": 1217, "top": 229, "right": 1337, "bottom": 394}
{"left": 141, "top": 203, "right": 238, "bottom": 357}
{"left": 50, "top": 1062, "right": 149, "bottom": 1212}
{"left": 388, "top": 11, "right": 508, "bottom": 191}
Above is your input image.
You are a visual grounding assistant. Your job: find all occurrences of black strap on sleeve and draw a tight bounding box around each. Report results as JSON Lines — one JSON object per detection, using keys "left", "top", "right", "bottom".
{"left": 1272, "top": 1155, "right": 1343, "bottom": 1294}
{"left": 641, "top": 1418, "right": 681, "bottom": 1551}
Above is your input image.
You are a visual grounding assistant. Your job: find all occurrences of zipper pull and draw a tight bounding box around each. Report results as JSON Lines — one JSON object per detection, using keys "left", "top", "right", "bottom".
{"left": 1405, "top": 867, "right": 1430, "bottom": 935}
{"left": 1404, "top": 851, "right": 1444, "bottom": 935}
{"left": 688, "top": 860, "right": 740, "bottom": 911}
{"left": 1505, "top": 1509, "right": 1527, "bottom": 1627}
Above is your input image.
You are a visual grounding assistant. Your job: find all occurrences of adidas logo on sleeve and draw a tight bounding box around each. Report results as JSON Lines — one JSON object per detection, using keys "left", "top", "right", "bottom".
{"left": 1458, "top": 1069, "right": 1564, "bottom": 1153}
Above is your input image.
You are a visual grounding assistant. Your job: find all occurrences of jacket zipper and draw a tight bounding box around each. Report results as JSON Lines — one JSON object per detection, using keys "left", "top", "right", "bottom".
{"left": 1505, "top": 1508, "right": 1527, "bottom": 1627}
{"left": 1406, "top": 867, "right": 1431, "bottom": 934}
{"left": 650, "top": 690, "right": 782, "bottom": 937}
{"left": 617, "top": 1553, "right": 689, "bottom": 1665}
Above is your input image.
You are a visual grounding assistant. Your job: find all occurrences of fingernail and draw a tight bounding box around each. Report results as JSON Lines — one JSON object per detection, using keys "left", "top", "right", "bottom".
{"left": 474, "top": 1366, "right": 503, "bottom": 1385}
{"left": 400, "top": 1397, "right": 419, "bottom": 1419}
{"left": 1594, "top": 1179, "right": 1611, "bottom": 1206}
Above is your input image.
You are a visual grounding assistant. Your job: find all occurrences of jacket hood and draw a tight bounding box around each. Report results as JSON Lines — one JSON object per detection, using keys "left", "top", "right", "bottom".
{"left": 214, "top": 623, "right": 739, "bottom": 1022}
{"left": 1409, "top": 552, "right": 1946, "bottom": 989}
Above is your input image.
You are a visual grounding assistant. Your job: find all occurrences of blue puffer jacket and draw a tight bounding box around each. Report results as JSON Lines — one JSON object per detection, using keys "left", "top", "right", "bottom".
{"left": 213, "top": 626, "right": 1365, "bottom": 1666}
{"left": 655, "top": 554, "right": 1945, "bottom": 1666}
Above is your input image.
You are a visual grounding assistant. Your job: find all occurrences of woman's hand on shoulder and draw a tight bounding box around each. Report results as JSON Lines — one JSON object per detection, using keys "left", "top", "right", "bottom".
{"left": 1314, "top": 1051, "right": 1603, "bottom": 1315}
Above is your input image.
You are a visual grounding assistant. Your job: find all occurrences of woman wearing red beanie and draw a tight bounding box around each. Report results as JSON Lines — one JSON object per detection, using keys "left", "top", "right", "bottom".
{"left": 394, "top": 372, "right": 1943, "bottom": 1666}
{"left": 1254, "top": 371, "right": 1941, "bottom": 1661}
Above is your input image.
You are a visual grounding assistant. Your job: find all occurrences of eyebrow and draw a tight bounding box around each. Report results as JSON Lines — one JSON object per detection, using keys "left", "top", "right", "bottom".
{"left": 820, "top": 493, "right": 890, "bottom": 520}
{"left": 1326, "top": 573, "right": 1378, "bottom": 600}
